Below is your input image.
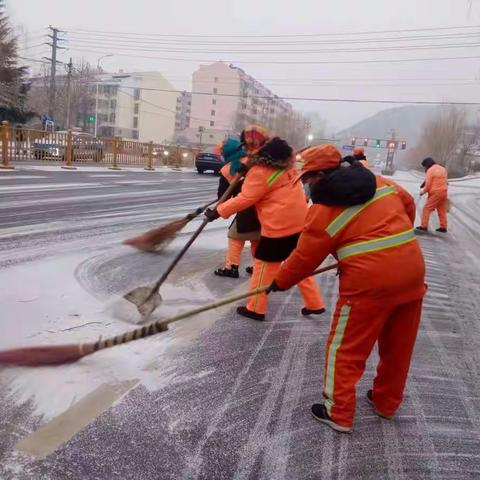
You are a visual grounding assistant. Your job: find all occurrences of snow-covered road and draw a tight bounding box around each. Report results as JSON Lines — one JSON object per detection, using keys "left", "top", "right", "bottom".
{"left": 0, "top": 167, "right": 479, "bottom": 479}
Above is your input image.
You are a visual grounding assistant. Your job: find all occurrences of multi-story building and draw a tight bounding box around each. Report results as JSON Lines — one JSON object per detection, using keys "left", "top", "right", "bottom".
{"left": 186, "top": 61, "right": 306, "bottom": 147}
{"left": 96, "top": 71, "right": 177, "bottom": 143}
{"left": 175, "top": 91, "right": 192, "bottom": 132}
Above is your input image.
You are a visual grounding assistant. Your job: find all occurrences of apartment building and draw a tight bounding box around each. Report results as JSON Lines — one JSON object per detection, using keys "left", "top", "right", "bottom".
{"left": 96, "top": 71, "right": 177, "bottom": 143}
{"left": 188, "top": 61, "right": 302, "bottom": 145}
{"left": 175, "top": 91, "right": 192, "bottom": 132}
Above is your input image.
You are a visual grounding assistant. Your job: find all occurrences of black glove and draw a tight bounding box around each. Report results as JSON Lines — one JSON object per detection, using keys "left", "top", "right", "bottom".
{"left": 204, "top": 208, "right": 220, "bottom": 222}
{"left": 266, "top": 280, "right": 287, "bottom": 294}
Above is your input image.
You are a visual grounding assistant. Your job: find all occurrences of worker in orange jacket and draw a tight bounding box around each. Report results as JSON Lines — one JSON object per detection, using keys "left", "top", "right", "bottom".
{"left": 416, "top": 157, "right": 448, "bottom": 233}
{"left": 214, "top": 126, "right": 269, "bottom": 278}
{"left": 353, "top": 146, "right": 372, "bottom": 169}
{"left": 206, "top": 137, "right": 325, "bottom": 321}
{"left": 269, "top": 144, "right": 426, "bottom": 433}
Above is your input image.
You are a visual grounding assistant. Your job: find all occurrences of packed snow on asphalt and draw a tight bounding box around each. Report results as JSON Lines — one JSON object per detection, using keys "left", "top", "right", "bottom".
{"left": 0, "top": 166, "right": 479, "bottom": 479}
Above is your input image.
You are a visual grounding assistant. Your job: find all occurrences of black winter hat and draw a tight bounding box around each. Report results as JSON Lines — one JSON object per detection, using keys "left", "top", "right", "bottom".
{"left": 257, "top": 137, "right": 292, "bottom": 162}
{"left": 421, "top": 157, "right": 436, "bottom": 169}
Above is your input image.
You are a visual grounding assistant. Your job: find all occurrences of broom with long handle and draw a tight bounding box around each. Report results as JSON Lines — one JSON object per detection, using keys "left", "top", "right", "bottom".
{"left": 123, "top": 174, "right": 244, "bottom": 318}
{"left": 0, "top": 263, "right": 338, "bottom": 367}
{"left": 123, "top": 197, "right": 218, "bottom": 253}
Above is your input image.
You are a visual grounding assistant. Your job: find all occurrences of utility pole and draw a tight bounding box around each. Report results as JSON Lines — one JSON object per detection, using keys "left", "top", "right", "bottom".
{"left": 65, "top": 58, "right": 73, "bottom": 129}
{"left": 43, "top": 26, "right": 66, "bottom": 123}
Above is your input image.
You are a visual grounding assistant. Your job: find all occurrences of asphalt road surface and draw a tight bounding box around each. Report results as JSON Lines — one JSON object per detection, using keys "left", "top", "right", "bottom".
{"left": 0, "top": 165, "right": 479, "bottom": 479}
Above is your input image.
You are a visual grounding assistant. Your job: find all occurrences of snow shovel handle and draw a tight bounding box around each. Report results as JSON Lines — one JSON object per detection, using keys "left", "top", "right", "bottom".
{"left": 149, "top": 173, "right": 244, "bottom": 295}
{"left": 92, "top": 262, "right": 339, "bottom": 353}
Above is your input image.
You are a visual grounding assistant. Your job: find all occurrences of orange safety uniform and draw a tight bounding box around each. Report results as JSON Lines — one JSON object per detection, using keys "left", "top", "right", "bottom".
{"left": 275, "top": 173, "right": 425, "bottom": 428}
{"left": 218, "top": 160, "right": 324, "bottom": 315}
{"left": 421, "top": 163, "right": 448, "bottom": 229}
{"left": 219, "top": 160, "right": 258, "bottom": 268}
{"left": 218, "top": 126, "right": 269, "bottom": 270}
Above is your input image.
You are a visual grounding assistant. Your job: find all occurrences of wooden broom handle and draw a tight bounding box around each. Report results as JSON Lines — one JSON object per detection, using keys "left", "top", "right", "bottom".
{"left": 93, "top": 262, "right": 339, "bottom": 352}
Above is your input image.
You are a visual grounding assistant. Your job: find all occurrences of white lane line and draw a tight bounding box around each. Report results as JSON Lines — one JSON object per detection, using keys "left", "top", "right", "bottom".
{"left": 16, "top": 379, "right": 138, "bottom": 460}
{"left": 88, "top": 174, "right": 126, "bottom": 178}
{"left": 0, "top": 183, "right": 101, "bottom": 192}
{"left": 0, "top": 176, "right": 48, "bottom": 180}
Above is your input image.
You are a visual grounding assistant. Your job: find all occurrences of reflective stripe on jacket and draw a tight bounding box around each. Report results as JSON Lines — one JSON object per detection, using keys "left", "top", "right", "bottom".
{"left": 275, "top": 176, "right": 425, "bottom": 303}
{"left": 217, "top": 165, "right": 307, "bottom": 238}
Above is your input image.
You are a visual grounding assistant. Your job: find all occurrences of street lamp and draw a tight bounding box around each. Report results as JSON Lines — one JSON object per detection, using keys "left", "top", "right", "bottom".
{"left": 307, "top": 133, "right": 314, "bottom": 144}
{"left": 94, "top": 54, "right": 114, "bottom": 138}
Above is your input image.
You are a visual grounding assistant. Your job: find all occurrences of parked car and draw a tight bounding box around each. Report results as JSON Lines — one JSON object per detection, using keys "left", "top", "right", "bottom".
{"left": 32, "top": 132, "right": 104, "bottom": 161}
{"left": 195, "top": 148, "right": 225, "bottom": 174}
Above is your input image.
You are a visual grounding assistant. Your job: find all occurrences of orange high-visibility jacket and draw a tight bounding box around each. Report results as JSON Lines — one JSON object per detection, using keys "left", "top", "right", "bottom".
{"left": 217, "top": 165, "right": 307, "bottom": 238}
{"left": 276, "top": 176, "right": 425, "bottom": 304}
{"left": 424, "top": 164, "right": 448, "bottom": 194}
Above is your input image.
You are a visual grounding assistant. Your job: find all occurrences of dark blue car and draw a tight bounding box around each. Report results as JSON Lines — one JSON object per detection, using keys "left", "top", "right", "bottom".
{"left": 195, "top": 149, "right": 225, "bottom": 174}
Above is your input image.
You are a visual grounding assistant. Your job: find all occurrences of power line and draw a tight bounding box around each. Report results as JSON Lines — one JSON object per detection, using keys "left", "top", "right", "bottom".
{"left": 65, "top": 24, "right": 480, "bottom": 38}
{"left": 69, "top": 47, "right": 480, "bottom": 65}
{"left": 65, "top": 39, "right": 480, "bottom": 55}
{"left": 106, "top": 84, "right": 480, "bottom": 105}
{"left": 66, "top": 31, "right": 480, "bottom": 46}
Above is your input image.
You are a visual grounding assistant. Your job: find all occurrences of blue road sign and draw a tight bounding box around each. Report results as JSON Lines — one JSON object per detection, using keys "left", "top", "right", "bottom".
{"left": 342, "top": 145, "right": 354, "bottom": 151}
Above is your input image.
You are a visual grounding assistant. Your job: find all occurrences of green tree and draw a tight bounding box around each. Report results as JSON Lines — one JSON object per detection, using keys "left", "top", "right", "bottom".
{"left": 0, "top": 0, "right": 33, "bottom": 123}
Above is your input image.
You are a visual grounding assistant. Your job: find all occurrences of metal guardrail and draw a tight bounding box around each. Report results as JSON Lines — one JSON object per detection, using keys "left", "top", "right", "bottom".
{"left": 0, "top": 121, "right": 200, "bottom": 171}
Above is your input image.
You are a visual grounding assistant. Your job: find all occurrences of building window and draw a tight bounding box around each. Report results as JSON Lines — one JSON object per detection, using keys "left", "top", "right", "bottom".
{"left": 110, "top": 99, "right": 117, "bottom": 110}
{"left": 133, "top": 88, "right": 141, "bottom": 101}
{"left": 214, "top": 77, "right": 219, "bottom": 83}
{"left": 210, "top": 121, "right": 215, "bottom": 127}
{"left": 133, "top": 117, "right": 138, "bottom": 129}
{"left": 213, "top": 87, "right": 218, "bottom": 94}
{"left": 212, "top": 98, "right": 216, "bottom": 105}
{"left": 176, "top": 105, "right": 181, "bottom": 111}
{"left": 132, "top": 130, "right": 139, "bottom": 140}
{"left": 134, "top": 103, "right": 139, "bottom": 115}
{"left": 185, "top": 116, "right": 190, "bottom": 123}
{"left": 175, "top": 122, "right": 180, "bottom": 128}
{"left": 211, "top": 110, "right": 215, "bottom": 116}
{"left": 209, "top": 134, "right": 214, "bottom": 139}
{"left": 109, "top": 113, "right": 116, "bottom": 123}
{"left": 187, "top": 101, "right": 191, "bottom": 105}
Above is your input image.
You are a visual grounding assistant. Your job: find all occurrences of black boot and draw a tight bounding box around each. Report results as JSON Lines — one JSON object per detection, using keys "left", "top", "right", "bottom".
{"left": 436, "top": 227, "right": 447, "bottom": 233}
{"left": 414, "top": 226, "right": 428, "bottom": 233}
{"left": 311, "top": 404, "right": 352, "bottom": 433}
{"left": 302, "top": 307, "right": 326, "bottom": 316}
{"left": 236, "top": 306, "right": 265, "bottom": 321}
{"left": 245, "top": 266, "right": 253, "bottom": 275}
{"left": 214, "top": 265, "right": 239, "bottom": 278}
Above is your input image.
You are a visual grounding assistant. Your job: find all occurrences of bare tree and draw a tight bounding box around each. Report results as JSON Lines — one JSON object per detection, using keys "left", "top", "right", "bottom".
{"left": 406, "top": 106, "right": 468, "bottom": 175}
{"left": 26, "top": 59, "right": 96, "bottom": 131}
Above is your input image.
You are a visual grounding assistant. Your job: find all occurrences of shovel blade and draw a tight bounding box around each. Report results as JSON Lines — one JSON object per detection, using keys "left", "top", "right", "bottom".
{"left": 123, "top": 286, "right": 162, "bottom": 318}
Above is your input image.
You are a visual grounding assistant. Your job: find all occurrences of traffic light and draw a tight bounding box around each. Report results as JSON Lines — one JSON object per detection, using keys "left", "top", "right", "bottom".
{"left": 351, "top": 137, "right": 356, "bottom": 146}
{"left": 363, "top": 138, "right": 368, "bottom": 146}
{"left": 401, "top": 141, "right": 407, "bottom": 150}
{"left": 388, "top": 141, "right": 396, "bottom": 149}
{"left": 376, "top": 139, "right": 381, "bottom": 148}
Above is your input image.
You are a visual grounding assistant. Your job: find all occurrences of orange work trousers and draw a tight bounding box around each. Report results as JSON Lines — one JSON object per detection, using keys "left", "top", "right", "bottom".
{"left": 226, "top": 238, "right": 257, "bottom": 268}
{"left": 323, "top": 296, "right": 422, "bottom": 428}
{"left": 247, "top": 258, "right": 325, "bottom": 315}
{"left": 421, "top": 192, "right": 448, "bottom": 229}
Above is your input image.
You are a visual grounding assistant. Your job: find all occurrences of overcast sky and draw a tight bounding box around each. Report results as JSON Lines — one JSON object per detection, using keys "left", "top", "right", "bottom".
{"left": 7, "top": 0, "right": 480, "bottom": 132}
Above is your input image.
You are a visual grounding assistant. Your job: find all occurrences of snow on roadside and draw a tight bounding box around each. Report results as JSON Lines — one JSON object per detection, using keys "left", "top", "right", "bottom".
{"left": 0, "top": 224, "right": 230, "bottom": 421}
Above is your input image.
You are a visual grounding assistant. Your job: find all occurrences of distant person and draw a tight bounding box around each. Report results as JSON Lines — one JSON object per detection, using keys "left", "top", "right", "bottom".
{"left": 353, "top": 146, "right": 371, "bottom": 169}
{"left": 415, "top": 157, "right": 448, "bottom": 233}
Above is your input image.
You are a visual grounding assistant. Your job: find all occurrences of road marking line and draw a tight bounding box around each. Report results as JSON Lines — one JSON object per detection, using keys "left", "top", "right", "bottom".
{"left": 15, "top": 379, "right": 139, "bottom": 460}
